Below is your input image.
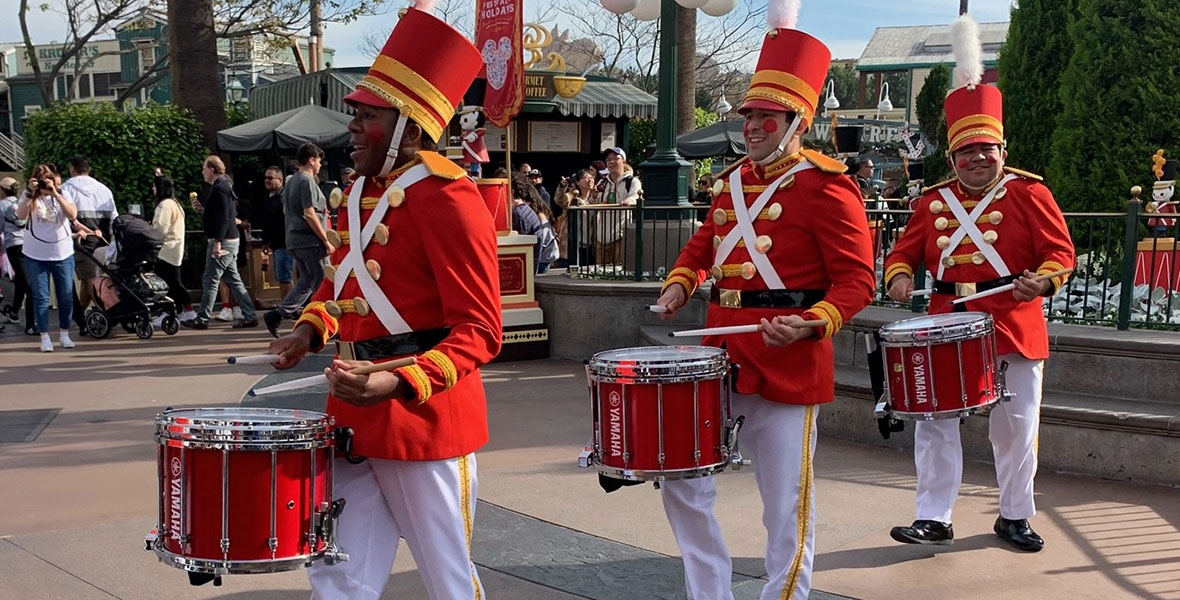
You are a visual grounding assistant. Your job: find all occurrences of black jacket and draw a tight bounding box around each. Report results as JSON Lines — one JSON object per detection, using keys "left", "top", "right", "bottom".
{"left": 202, "top": 177, "right": 239, "bottom": 241}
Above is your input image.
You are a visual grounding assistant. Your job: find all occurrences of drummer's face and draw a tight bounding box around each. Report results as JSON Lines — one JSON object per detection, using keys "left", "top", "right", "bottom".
{"left": 348, "top": 103, "right": 398, "bottom": 177}
{"left": 743, "top": 109, "right": 791, "bottom": 162}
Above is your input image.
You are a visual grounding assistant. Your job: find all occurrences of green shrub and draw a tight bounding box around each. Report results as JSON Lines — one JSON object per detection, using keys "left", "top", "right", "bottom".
{"left": 24, "top": 103, "right": 208, "bottom": 223}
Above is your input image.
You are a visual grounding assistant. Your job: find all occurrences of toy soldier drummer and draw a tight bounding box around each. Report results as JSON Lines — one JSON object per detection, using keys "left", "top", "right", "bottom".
{"left": 1147, "top": 149, "right": 1177, "bottom": 238}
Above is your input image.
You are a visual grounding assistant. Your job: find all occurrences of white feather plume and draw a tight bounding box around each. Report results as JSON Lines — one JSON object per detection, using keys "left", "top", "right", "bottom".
{"left": 413, "top": 0, "right": 438, "bottom": 13}
{"left": 951, "top": 14, "right": 983, "bottom": 87}
{"left": 768, "top": 0, "right": 802, "bottom": 30}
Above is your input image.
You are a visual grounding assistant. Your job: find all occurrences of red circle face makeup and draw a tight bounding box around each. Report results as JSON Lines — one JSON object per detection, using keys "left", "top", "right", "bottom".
{"left": 761, "top": 118, "right": 779, "bottom": 134}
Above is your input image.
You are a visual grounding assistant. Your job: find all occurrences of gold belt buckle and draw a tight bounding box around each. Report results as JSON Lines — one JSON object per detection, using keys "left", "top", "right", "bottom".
{"left": 336, "top": 341, "right": 356, "bottom": 361}
{"left": 955, "top": 282, "right": 977, "bottom": 297}
{"left": 719, "top": 288, "right": 742, "bottom": 309}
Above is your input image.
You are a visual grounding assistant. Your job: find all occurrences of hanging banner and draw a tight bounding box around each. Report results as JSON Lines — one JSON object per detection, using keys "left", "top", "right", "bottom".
{"left": 476, "top": 0, "right": 524, "bottom": 127}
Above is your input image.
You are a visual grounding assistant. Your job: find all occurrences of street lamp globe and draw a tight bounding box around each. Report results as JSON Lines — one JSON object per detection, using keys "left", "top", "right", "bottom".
{"left": 600, "top": 0, "right": 639, "bottom": 14}
{"left": 875, "top": 82, "right": 892, "bottom": 119}
{"left": 630, "top": 0, "right": 661, "bottom": 20}
{"left": 675, "top": 0, "right": 710, "bottom": 8}
{"left": 824, "top": 80, "right": 840, "bottom": 112}
{"left": 700, "top": 0, "right": 738, "bottom": 17}
{"left": 716, "top": 92, "right": 732, "bottom": 117}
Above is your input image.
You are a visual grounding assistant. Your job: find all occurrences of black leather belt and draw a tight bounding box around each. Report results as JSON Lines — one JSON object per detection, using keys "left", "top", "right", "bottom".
{"left": 709, "top": 287, "right": 825, "bottom": 309}
{"left": 336, "top": 327, "right": 451, "bottom": 361}
{"left": 932, "top": 275, "right": 1019, "bottom": 297}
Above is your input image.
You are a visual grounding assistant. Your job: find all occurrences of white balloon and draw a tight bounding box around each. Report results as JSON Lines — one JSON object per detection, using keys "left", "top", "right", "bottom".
{"left": 700, "top": 0, "right": 738, "bottom": 17}
{"left": 675, "top": 0, "right": 711, "bottom": 8}
{"left": 600, "top": 0, "right": 639, "bottom": 14}
{"left": 631, "top": 0, "right": 662, "bottom": 21}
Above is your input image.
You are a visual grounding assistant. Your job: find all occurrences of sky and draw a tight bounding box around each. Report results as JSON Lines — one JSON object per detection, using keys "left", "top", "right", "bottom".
{"left": 6, "top": 0, "right": 1016, "bottom": 68}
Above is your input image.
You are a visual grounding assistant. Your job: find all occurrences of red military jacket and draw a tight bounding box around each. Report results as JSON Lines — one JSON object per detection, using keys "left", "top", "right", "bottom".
{"left": 884, "top": 167, "right": 1075, "bottom": 360}
{"left": 296, "top": 151, "right": 503, "bottom": 461}
{"left": 663, "top": 150, "right": 876, "bottom": 405}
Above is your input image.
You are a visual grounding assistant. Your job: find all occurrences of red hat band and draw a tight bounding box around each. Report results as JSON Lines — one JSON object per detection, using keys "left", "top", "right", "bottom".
{"left": 344, "top": 8, "right": 482, "bottom": 143}
{"left": 945, "top": 84, "right": 1005, "bottom": 152}
{"left": 740, "top": 29, "right": 831, "bottom": 122}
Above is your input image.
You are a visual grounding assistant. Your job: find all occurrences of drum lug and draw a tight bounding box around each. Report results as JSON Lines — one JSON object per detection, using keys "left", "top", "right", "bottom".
{"left": 725, "top": 415, "right": 751, "bottom": 470}
{"left": 144, "top": 528, "right": 159, "bottom": 551}
{"left": 997, "top": 360, "right": 1013, "bottom": 401}
{"left": 268, "top": 537, "right": 278, "bottom": 560}
{"left": 874, "top": 392, "right": 892, "bottom": 419}
{"left": 578, "top": 443, "right": 595, "bottom": 468}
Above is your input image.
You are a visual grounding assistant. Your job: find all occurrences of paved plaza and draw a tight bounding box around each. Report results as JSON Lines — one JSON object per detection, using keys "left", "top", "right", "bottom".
{"left": 1, "top": 321, "right": 1178, "bottom": 599}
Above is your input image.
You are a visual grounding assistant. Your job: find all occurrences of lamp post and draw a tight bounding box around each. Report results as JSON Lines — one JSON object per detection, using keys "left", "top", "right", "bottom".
{"left": 600, "top": 0, "right": 739, "bottom": 206}
{"left": 823, "top": 79, "right": 840, "bottom": 118}
{"left": 716, "top": 89, "right": 732, "bottom": 120}
{"left": 875, "top": 81, "right": 893, "bottom": 121}
{"left": 226, "top": 78, "right": 245, "bottom": 105}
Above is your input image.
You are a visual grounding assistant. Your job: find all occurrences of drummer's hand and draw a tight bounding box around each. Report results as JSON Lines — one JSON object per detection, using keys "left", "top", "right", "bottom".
{"left": 326, "top": 360, "right": 400, "bottom": 406}
{"left": 887, "top": 274, "right": 914, "bottom": 303}
{"left": 656, "top": 284, "right": 687, "bottom": 320}
{"left": 268, "top": 326, "right": 313, "bottom": 370}
{"left": 760, "top": 315, "right": 817, "bottom": 348}
{"left": 1013, "top": 269, "right": 1050, "bottom": 302}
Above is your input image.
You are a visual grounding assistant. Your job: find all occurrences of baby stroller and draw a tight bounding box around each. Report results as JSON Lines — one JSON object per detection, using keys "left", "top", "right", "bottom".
{"left": 80, "top": 214, "right": 180, "bottom": 339}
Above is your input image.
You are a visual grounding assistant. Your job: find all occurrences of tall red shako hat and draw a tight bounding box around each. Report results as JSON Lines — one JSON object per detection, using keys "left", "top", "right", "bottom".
{"left": 738, "top": 0, "right": 831, "bottom": 165}
{"left": 344, "top": 0, "right": 483, "bottom": 176}
{"left": 944, "top": 14, "right": 1004, "bottom": 152}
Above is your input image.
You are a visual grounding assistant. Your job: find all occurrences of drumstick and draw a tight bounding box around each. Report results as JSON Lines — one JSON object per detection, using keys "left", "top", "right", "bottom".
{"left": 248, "top": 357, "right": 417, "bottom": 397}
{"left": 227, "top": 354, "right": 282, "bottom": 365}
{"left": 950, "top": 268, "right": 1073, "bottom": 305}
{"left": 646, "top": 304, "right": 669, "bottom": 313}
{"left": 668, "top": 320, "right": 827, "bottom": 338}
{"left": 910, "top": 289, "right": 932, "bottom": 297}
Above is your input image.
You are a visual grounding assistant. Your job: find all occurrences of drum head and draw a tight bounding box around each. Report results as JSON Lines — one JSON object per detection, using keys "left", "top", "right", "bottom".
{"left": 587, "top": 346, "right": 728, "bottom": 383}
{"left": 156, "top": 407, "right": 334, "bottom": 448}
{"left": 879, "top": 311, "right": 993, "bottom": 344}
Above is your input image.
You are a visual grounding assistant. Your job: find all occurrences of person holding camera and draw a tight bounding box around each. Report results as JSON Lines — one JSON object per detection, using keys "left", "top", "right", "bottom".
{"left": 555, "top": 168, "right": 598, "bottom": 266}
{"left": 16, "top": 165, "right": 82, "bottom": 352}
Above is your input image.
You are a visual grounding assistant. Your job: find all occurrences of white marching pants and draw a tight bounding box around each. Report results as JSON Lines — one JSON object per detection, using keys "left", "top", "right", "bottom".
{"left": 308, "top": 455, "right": 485, "bottom": 600}
{"left": 914, "top": 354, "right": 1043, "bottom": 523}
{"left": 661, "top": 394, "right": 819, "bottom": 600}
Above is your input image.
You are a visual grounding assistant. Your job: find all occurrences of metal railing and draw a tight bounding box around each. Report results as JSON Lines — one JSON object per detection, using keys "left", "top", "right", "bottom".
{"left": 0, "top": 130, "right": 25, "bottom": 170}
{"left": 565, "top": 201, "right": 710, "bottom": 282}
{"left": 565, "top": 199, "right": 1180, "bottom": 330}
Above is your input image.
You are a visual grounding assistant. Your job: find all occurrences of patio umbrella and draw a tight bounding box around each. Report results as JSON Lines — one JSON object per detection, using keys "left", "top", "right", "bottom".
{"left": 217, "top": 104, "right": 354, "bottom": 152}
{"left": 676, "top": 120, "right": 745, "bottom": 159}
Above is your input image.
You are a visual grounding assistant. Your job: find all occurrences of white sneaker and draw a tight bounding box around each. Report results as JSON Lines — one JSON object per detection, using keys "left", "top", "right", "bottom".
{"left": 60, "top": 332, "right": 75, "bottom": 349}
{"left": 40, "top": 333, "right": 53, "bottom": 353}
{"left": 232, "top": 306, "right": 244, "bottom": 320}
{"left": 215, "top": 307, "right": 233, "bottom": 321}
{"left": 179, "top": 310, "right": 198, "bottom": 321}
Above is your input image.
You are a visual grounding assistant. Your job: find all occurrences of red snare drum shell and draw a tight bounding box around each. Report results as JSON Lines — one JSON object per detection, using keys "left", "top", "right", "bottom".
{"left": 879, "top": 313, "right": 999, "bottom": 420}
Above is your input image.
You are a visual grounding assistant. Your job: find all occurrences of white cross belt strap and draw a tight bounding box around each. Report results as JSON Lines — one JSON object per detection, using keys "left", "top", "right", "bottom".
{"left": 936, "top": 173, "right": 1018, "bottom": 279}
{"left": 714, "top": 161, "right": 815, "bottom": 290}
{"left": 334, "top": 165, "right": 432, "bottom": 336}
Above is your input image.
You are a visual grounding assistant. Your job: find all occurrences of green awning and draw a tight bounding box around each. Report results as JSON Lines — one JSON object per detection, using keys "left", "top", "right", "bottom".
{"left": 550, "top": 80, "right": 657, "bottom": 119}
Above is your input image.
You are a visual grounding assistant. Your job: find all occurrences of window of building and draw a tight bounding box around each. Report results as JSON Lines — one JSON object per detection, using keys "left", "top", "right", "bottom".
{"left": 24, "top": 105, "right": 41, "bottom": 117}
{"left": 134, "top": 39, "right": 155, "bottom": 74}
{"left": 93, "top": 72, "right": 123, "bottom": 97}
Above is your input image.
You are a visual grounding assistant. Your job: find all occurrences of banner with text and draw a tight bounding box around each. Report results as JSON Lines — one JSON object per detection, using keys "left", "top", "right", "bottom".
{"left": 476, "top": 0, "right": 524, "bottom": 127}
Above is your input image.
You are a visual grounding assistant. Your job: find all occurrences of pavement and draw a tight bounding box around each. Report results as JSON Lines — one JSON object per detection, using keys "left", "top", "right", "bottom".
{"left": 1, "top": 318, "right": 1178, "bottom": 600}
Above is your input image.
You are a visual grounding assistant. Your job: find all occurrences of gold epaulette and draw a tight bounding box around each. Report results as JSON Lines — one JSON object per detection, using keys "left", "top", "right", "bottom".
{"left": 416, "top": 151, "right": 467, "bottom": 180}
{"left": 922, "top": 177, "right": 958, "bottom": 195}
{"left": 1004, "top": 166, "right": 1044, "bottom": 181}
{"left": 800, "top": 149, "right": 849, "bottom": 174}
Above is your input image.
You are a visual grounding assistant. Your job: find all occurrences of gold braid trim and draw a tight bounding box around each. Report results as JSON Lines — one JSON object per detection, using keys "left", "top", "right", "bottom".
{"left": 422, "top": 350, "right": 458, "bottom": 390}
{"left": 397, "top": 364, "right": 433, "bottom": 404}
{"left": 885, "top": 263, "right": 914, "bottom": 286}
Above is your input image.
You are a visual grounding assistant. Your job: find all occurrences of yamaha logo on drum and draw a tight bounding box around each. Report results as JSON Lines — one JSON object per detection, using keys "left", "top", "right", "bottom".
{"left": 911, "top": 352, "right": 928, "bottom": 404}
{"left": 169, "top": 456, "right": 183, "bottom": 543}
{"left": 607, "top": 391, "right": 623, "bottom": 457}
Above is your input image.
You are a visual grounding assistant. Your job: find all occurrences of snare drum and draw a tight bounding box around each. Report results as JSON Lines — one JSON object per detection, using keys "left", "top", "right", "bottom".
{"left": 878, "top": 312, "right": 1004, "bottom": 420}
{"left": 582, "top": 346, "right": 740, "bottom": 481}
{"left": 151, "top": 408, "right": 346, "bottom": 576}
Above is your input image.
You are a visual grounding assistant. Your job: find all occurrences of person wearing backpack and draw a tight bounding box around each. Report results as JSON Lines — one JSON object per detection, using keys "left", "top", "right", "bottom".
{"left": 531, "top": 193, "right": 560, "bottom": 273}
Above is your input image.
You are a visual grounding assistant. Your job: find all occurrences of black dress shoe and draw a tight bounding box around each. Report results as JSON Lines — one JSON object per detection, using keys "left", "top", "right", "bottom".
{"left": 263, "top": 310, "right": 282, "bottom": 338}
{"left": 181, "top": 318, "right": 208, "bottom": 330}
{"left": 890, "top": 520, "right": 954, "bottom": 545}
{"left": 232, "top": 319, "right": 259, "bottom": 329}
{"left": 994, "top": 517, "right": 1044, "bottom": 552}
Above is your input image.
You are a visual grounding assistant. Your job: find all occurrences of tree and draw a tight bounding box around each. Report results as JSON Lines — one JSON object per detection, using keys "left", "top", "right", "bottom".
{"left": 998, "top": 0, "right": 1076, "bottom": 175}
{"left": 915, "top": 64, "right": 951, "bottom": 184}
{"left": 676, "top": 6, "right": 696, "bottom": 135}
{"left": 1049, "top": 0, "right": 1180, "bottom": 212}
{"left": 18, "top": 0, "right": 147, "bottom": 106}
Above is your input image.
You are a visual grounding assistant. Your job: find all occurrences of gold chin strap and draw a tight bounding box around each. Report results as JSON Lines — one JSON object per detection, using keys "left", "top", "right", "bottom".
{"left": 379, "top": 114, "right": 410, "bottom": 178}
{"left": 754, "top": 114, "right": 803, "bottom": 166}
